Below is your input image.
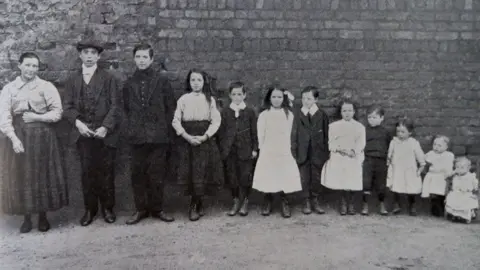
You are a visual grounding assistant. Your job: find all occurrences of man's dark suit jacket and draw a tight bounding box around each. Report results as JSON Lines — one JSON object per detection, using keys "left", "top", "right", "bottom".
{"left": 218, "top": 106, "right": 258, "bottom": 161}
{"left": 63, "top": 68, "right": 121, "bottom": 147}
{"left": 122, "top": 68, "right": 175, "bottom": 145}
{"left": 291, "top": 107, "right": 330, "bottom": 166}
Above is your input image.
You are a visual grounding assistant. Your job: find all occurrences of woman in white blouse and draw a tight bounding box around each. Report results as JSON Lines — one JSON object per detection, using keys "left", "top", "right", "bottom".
{"left": 0, "top": 52, "right": 68, "bottom": 233}
{"left": 172, "top": 69, "right": 224, "bottom": 221}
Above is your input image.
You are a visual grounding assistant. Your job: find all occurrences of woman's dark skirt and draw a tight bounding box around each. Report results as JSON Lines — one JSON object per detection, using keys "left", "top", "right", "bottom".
{"left": 174, "top": 121, "right": 224, "bottom": 196}
{"left": 0, "top": 117, "right": 68, "bottom": 215}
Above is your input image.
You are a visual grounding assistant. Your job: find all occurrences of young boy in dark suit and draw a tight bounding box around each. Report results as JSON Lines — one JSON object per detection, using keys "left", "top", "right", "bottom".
{"left": 291, "top": 86, "right": 329, "bottom": 215}
{"left": 63, "top": 39, "right": 121, "bottom": 226}
{"left": 218, "top": 82, "right": 258, "bottom": 216}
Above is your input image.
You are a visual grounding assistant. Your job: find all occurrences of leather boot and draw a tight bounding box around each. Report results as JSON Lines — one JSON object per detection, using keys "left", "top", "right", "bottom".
{"left": 197, "top": 199, "right": 205, "bottom": 217}
{"left": 261, "top": 195, "right": 272, "bottom": 216}
{"left": 227, "top": 198, "right": 241, "bottom": 216}
{"left": 379, "top": 202, "right": 388, "bottom": 216}
{"left": 151, "top": 211, "right": 175, "bottom": 222}
{"left": 361, "top": 202, "right": 369, "bottom": 216}
{"left": 102, "top": 208, "right": 116, "bottom": 223}
{"left": 392, "top": 202, "right": 401, "bottom": 215}
{"left": 38, "top": 212, "right": 50, "bottom": 232}
{"left": 347, "top": 193, "right": 356, "bottom": 215}
{"left": 340, "top": 196, "right": 347, "bottom": 216}
{"left": 189, "top": 198, "right": 200, "bottom": 221}
{"left": 20, "top": 215, "right": 32, "bottom": 234}
{"left": 409, "top": 202, "right": 417, "bottom": 216}
{"left": 238, "top": 198, "right": 249, "bottom": 216}
{"left": 281, "top": 197, "right": 291, "bottom": 218}
{"left": 80, "top": 210, "right": 97, "bottom": 226}
{"left": 311, "top": 197, "right": 326, "bottom": 214}
{"left": 302, "top": 199, "right": 312, "bottom": 215}
{"left": 125, "top": 210, "right": 149, "bottom": 225}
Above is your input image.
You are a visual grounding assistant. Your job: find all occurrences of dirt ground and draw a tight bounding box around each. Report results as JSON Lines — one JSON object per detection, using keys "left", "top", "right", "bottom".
{"left": 1, "top": 196, "right": 479, "bottom": 270}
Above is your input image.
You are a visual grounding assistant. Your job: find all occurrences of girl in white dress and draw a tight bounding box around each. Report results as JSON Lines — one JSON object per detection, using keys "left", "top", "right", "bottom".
{"left": 252, "top": 86, "right": 301, "bottom": 218}
{"left": 321, "top": 99, "right": 365, "bottom": 215}
{"left": 387, "top": 117, "right": 426, "bottom": 216}
{"left": 421, "top": 135, "right": 454, "bottom": 217}
{"left": 445, "top": 157, "right": 478, "bottom": 223}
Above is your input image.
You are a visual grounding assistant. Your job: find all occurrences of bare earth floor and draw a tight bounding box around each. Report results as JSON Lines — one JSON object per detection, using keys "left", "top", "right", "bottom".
{"left": 1, "top": 202, "right": 479, "bottom": 270}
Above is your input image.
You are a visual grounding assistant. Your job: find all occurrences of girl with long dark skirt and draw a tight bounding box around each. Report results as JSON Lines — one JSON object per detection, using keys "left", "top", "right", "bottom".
{"left": 0, "top": 52, "right": 68, "bottom": 233}
{"left": 172, "top": 69, "right": 224, "bottom": 221}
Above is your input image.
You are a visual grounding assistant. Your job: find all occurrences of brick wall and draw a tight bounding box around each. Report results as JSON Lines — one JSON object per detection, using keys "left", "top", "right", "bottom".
{"left": 1, "top": 0, "right": 479, "bottom": 209}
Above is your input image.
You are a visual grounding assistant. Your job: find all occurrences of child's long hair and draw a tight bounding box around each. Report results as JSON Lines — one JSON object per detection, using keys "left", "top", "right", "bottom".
{"left": 261, "top": 85, "right": 291, "bottom": 118}
{"left": 335, "top": 98, "right": 359, "bottom": 121}
{"left": 185, "top": 69, "right": 214, "bottom": 106}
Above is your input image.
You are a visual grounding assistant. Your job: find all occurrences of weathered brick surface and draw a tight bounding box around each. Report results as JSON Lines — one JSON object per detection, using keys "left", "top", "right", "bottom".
{"left": 0, "top": 0, "right": 479, "bottom": 209}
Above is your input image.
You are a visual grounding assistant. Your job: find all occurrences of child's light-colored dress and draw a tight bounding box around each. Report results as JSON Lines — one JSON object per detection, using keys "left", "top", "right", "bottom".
{"left": 421, "top": 150, "right": 455, "bottom": 198}
{"left": 252, "top": 109, "right": 302, "bottom": 193}
{"left": 387, "top": 137, "right": 426, "bottom": 194}
{"left": 321, "top": 119, "right": 365, "bottom": 191}
{"left": 445, "top": 172, "right": 479, "bottom": 222}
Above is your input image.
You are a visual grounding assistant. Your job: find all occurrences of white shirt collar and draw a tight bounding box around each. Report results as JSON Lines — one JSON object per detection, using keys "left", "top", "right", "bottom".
{"left": 82, "top": 64, "right": 97, "bottom": 75}
{"left": 229, "top": 102, "right": 246, "bottom": 118}
{"left": 301, "top": 104, "right": 319, "bottom": 116}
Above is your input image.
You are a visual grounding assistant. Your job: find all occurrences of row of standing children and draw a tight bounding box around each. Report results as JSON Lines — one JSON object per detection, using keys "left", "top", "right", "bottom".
{"left": 174, "top": 71, "right": 478, "bottom": 223}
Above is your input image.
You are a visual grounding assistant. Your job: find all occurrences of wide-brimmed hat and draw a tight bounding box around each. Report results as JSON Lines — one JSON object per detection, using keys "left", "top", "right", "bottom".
{"left": 76, "top": 39, "right": 104, "bottom": 53}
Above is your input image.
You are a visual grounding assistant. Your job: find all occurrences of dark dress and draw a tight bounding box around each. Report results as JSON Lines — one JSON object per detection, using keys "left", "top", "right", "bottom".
{"left": 0, "top": 77, "right": 68, "bottom": 215}
{"left": 171, "top": 93, "right": 224, "bottom": 196}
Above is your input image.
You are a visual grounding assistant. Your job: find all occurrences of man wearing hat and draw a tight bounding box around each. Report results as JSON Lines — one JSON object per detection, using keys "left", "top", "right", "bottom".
{"left": 123, "top": 43, "right": 176, "bottom": 225}
{"left": 63, "top": 39, "right": 121, "bottom": 226}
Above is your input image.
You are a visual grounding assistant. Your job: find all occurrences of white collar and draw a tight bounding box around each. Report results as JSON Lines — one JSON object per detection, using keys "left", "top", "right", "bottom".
{"left": 82, "top": 64, "right": 97, "bottom": 75}
{"left": 230, "top": 102, "right": 246, "bottom": 118}
{"left": 301, "top": 104, "right": 318, "bottom": 116}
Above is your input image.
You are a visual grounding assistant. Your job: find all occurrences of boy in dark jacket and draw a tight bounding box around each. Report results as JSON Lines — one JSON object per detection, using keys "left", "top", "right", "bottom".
{"left": 291, "top": 86, "right": 329, "bottom": 215}
{"left": 122, "top": 44, "right": 176, "bottom": 225}
{"left": 362, "top": 105, "right": 392, "bottom": 215}
{"left": 218, "top": 82, "right": 258, "bottom": 216}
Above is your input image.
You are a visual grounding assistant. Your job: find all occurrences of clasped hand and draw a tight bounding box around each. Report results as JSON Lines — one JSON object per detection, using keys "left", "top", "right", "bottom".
{"left": 337, "top": 149, "right": 356, "bottom": 158}
{"left": 22, "top": 112, "right": 40, "bottom": 123}
{"left": 75, "top": 120, "right": 107, "bottom": 139}
{"left": 184, "top": 133, "right": 208, "bottom": 146}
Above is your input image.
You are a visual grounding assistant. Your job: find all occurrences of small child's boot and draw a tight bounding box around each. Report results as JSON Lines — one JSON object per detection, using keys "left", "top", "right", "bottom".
{"left": 227, "top": 198, "right": 241, "bottom": 216}
{"left": 340, "top": 195, "right": 347, "bottom": 216}
{"left": 261, "top": 194, "right": 272, "bottom": 216}
{"left": 409, "top": 203, "right": 417, "bottom": 216}
{"left": 302, "top": 199, "right": 312, "bottom": 215}
{"left": 379, "top": 202, "right": 388, "bottom": 216}
{"left": 281, "top": 196, "right": 291, "bottom": 218}
{"left": 238, "top": 198, "right": 249, "bottom": 216}
{"left": 361, "top": 202, "right": 369, "bottom": 216}
{"left": 347, "top": 192, "right": 356, "bottom": 215}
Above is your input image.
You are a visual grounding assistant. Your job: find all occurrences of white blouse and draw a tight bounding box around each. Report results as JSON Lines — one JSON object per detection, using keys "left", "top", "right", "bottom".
{"left": 172, "top": 92, "right": 221, "bottom": 138}
{"left": 0, "top": 76, "right": 62, "bottom": 138}
{"left": 328, "top": 119, "right": 366, "bottom": 156}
